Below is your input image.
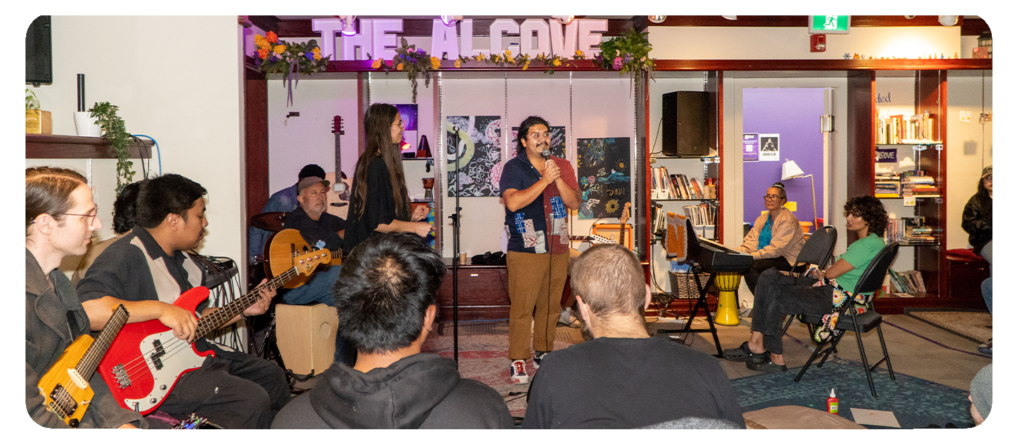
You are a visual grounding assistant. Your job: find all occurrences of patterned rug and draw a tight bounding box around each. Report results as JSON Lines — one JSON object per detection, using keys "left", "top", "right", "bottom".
{"left": 905, "top": 311, "right": 992, "bottom": 344}
{"left": 731, "top": 360, "right": 974, "bottom": 429}
{"left": 421, "top": 321, "right": 583, "bottom": 418}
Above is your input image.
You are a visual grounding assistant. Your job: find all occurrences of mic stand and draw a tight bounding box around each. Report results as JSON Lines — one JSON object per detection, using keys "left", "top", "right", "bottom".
{"left": 448, "top": 126, "right": 463, "bottom": 368}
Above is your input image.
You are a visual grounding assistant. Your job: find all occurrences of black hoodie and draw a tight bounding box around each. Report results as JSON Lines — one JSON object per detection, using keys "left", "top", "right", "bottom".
{"left": 272, "top": 353, "right": 513, "bottom": 429}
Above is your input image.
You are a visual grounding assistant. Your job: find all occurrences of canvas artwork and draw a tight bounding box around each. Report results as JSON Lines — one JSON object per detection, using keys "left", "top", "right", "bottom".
{"left": 576, "top": 137, "right": 631, "bottom": 219}
{"left": 446, "top": 115, "right": 502, "bottom": 197}
{"left": 396, "top": 104, "right": 418, "bottom": 156}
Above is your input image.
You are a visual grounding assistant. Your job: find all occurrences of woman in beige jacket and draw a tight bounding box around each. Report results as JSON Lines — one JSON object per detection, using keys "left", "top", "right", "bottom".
{"left": 738, "top": 182, "right": 805, "bottom": 294}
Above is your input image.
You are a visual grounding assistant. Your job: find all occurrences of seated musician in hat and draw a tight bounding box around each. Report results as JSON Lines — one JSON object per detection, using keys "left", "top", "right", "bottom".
{"left": 277, "top": 175, "right": 348, "bottom": 307}
{"left": 248, "top": 164, "right": 326, "bottom": 264}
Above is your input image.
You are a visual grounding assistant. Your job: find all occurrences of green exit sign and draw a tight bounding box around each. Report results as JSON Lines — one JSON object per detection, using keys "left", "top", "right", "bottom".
{"left": 809, "top": 15, "right": 850, "bottom": 33}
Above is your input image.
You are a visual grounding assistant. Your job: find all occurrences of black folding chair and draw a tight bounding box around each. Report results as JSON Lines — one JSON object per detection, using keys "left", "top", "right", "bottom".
{"left": 780, "top": 226, "right": 838, "bottom": 336}
{"left": 793, "top": 242, "right": 899, "bottom": 397}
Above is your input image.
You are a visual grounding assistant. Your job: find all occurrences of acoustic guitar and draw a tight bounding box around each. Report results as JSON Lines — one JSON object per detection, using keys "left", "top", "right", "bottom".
{"left": 266, "top": 229, "right": 343, "bottom": 289}
{"left": 324, "top": 115, "right": 352, "bottom": 220}
{"left": 97, "top": 248, "right": 329, "bottom": 414}
{"left": 38, "top": 304, "right": 129, "bottom": 427}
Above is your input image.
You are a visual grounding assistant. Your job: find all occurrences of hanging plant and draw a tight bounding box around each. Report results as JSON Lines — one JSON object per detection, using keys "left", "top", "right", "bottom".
{"left": 253, "top": 31, "right": 332, "bottom": 106}
{"left": 88, "top": 102, "right": 135, "bottom": 198}
{"left": 596, "top": 28, "right": 656, "bottom": 84}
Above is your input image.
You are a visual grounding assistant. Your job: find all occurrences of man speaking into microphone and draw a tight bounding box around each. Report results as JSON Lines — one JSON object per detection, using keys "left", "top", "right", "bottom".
{"left": 499, "top": 116, "right": 581, "bottom": 385}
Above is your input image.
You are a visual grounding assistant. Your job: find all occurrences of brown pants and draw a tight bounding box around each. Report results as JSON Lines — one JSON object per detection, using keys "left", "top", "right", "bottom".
{"left": 507, "top": 251, "right": 569, "bottom": 360}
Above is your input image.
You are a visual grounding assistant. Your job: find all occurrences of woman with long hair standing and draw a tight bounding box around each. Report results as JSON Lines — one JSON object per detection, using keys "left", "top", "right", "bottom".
{"left": 336, "top": 104, "right": 432, "bottom": 366}
{"left": 342, "top": 103, "right": 432, "bottom": 253}
{"left": 25, "top": 167, "right": 147, "bottom": 428}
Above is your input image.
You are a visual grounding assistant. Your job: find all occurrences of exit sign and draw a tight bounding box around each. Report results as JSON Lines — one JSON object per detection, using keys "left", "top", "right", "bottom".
{"left": 809, "top": 15, "right": 850, "bottom": 34}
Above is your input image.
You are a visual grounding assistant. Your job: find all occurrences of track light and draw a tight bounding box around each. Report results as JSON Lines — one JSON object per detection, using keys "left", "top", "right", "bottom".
{"left": 938, "top": 15, "right": 958, "bottom": 27}
{"left": 441, "top": 15, "right": 462, "bottom": 27}
{"left": 340, "top": 15, "right": 357, "bottom": 36}
{"left": 648, "top": 15, "right": 667, "bottom": 24}
{"left": 553, "top": 15, "right": 575, "bottom": 25}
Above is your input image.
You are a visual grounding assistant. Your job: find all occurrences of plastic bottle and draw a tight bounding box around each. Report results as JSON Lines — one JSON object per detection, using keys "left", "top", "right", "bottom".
{"left": 827, "top": 388, "right": 839, "bottom": 414}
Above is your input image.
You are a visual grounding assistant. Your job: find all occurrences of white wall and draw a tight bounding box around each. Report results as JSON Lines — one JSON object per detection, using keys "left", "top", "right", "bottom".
{"left": 650, "top": 26, "right": 963, "bottom": 60}
{"left": 26, "top": 16, "right": 245, "bottom": 274}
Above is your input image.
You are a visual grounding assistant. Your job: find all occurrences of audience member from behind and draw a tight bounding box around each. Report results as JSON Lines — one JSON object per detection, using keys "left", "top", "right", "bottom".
{"left": 523, "top": 244, "right": 745, "bottom": 429}
{"left": 272, "top": 233, "right": 513, "bottom": 429}
{"left": 970, "top": 362, "right": 1019, "bottom": 427}
{"left": 72, "top": 180, "right": 142, "bottom": 285}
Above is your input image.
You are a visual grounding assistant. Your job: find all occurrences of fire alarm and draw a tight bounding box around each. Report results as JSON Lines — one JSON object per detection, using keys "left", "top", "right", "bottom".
{"left": 811, "top": 34, "right": 826, "bottom": 52}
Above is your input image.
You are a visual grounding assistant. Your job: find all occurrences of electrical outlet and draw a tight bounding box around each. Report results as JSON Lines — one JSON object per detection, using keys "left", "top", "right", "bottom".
{"left": 960, "top": 110, "right": 971, "bottom": 123}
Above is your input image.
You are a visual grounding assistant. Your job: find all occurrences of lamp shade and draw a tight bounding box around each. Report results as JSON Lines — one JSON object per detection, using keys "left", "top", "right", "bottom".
{"left": 781, "top": 159, "right": 805, "bottom": 180}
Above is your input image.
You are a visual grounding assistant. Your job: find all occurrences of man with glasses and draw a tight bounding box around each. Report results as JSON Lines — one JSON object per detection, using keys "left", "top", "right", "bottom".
{"left": 737, "top": 182, "right": 805, "bottom": 295}
{"left": 279, "top": 176, "right": 347, "bottom": 306}
{"left": 499, "top": 116, "right": 581, "bottom": 384}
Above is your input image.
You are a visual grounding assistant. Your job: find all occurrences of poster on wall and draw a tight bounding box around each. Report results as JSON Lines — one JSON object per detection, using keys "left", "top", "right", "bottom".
{"left": 576, "top": 137, "right": 631, "bottom": 219}
{"left": 396, "top": 104, "right": 418, "bottom": 156}
{"left": 743, "top": 133, "right": 759, "bottom": 162}
{"left": 446, "top": 115, "right": 502, "bottom": 197}
{"left": 758, "top": 133, "right": 780, "bottom": 162}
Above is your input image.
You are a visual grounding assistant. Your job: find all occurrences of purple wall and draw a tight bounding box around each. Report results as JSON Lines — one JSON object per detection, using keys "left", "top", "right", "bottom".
{"left": 743, "top": 88, "right": 825, "bottom": 230}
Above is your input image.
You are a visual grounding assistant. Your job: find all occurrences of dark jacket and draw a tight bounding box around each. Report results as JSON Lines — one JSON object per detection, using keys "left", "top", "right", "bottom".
{"left": 962, "top": 193, "right": 992, "bottom": 254}
{"left": 271, "top": 353, "right": 513, "bottom": 429}
{"left": 25, "top": 249, "right": 148, "bottom": 429}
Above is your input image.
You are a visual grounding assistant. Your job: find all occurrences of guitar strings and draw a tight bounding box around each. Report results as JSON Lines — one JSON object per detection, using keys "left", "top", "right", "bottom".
{"left": 110, "top": 268, "right": 298, "bottom": 395}
{"left": 47, "top": 308, "right": 132, "bottom": 419}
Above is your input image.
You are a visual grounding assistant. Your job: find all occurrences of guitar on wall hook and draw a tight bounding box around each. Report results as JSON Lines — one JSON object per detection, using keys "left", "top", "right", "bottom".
{"left": 326, "top": 115, "right": 352, "bottom": 220}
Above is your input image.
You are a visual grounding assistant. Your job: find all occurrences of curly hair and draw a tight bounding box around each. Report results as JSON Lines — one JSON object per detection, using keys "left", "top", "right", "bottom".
{"left": 844, "top": 195, "right": 888, "bottom": 237}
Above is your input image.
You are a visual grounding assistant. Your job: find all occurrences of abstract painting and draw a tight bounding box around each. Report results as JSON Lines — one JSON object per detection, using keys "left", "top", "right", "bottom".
{"left": 446, "top": 115, "right": 502, "bottom": 197}
{"left": 576, "top": 137, "right": 631, "bottom": 219}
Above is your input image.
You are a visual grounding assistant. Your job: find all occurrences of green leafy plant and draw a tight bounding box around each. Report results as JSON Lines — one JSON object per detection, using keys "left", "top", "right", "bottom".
{"left": 89, "top": 102, "right": 135, "bottom": 197}
{"left": 26, "top": 89, "right": 40, "bottom": 111}
{"left": 596, "top": 28, "right": 656, "bottom": 83}
{"left": 456, "top": 49, "right": 572, "bottom": 74}
{"left": 371, "top": 38, "right": 436, "bottom": 104}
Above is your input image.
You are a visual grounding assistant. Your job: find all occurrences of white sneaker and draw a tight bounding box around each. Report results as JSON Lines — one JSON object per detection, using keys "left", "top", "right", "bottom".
{"left": 510, "top": 359, "right": 530, "bottom": 384}
{"left": 533, "top": 351, "right": 549, "bottom": 369}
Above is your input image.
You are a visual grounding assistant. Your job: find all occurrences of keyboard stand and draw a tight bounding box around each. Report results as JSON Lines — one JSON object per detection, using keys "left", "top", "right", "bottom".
{"left": 656, "top": 265, "right": 724, "bottom": 358}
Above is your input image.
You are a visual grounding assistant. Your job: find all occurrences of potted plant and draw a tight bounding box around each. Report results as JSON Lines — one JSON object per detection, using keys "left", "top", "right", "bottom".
{"left": 26, "top": 89, "right": 52, "bottom": 134}
{"left": 88, "top": 102, "right": 136, "bottom": 197}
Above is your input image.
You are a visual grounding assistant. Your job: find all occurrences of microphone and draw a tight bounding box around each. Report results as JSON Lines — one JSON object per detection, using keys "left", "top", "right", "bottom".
{"left": 541, "top": 148, "right": 551, "bottom": 160}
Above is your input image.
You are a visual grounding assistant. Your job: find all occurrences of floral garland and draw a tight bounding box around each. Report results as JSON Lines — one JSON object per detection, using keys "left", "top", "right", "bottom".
{"left": 253, "top": 31, "right": 332, "bottom": 106}
{"left": 371, "top": 38, "right": 436, "bottom": 104}
{"left": 594, "top": 28, "right": 655, "bottom": 84}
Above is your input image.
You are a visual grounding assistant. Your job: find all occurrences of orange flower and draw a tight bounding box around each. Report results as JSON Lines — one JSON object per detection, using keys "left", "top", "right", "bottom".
{"left": 430, "top": 56, "right": 440, "bottom": 70}
{"left": 396, "top": 62, "right": 404, "bottom": 71}
{"left": 553, "top": 58, "right": 562, "bottom": 67}
{"left": 274, "top": 44, "right": 286, "bottom": 55}
{"left": 453, "top": 59, "right": 462, "bottom": 68}
{"left": 522, "top": 61, "right": 530, "bottom": 70}
{"left": 371, "top": 58, "right": 382, "bottom": 69}
{"left": 313, "top": 47, "right": 322, "bottom": 61}
{"left": 266, "top": 31, "right": 278, "bottom": 43}
{"left": 258, "top": 48, "right": 269, "bottom": 59}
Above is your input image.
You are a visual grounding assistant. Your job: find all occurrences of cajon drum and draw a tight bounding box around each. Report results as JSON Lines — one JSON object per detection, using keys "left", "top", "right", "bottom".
{"left": 275, "top": 304, "right": 338, "bottom": 376}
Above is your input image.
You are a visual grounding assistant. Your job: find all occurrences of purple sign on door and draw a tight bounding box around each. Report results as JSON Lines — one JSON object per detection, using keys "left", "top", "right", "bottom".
{"left": 743, "top": 133, "right": 759, "bottom": 162}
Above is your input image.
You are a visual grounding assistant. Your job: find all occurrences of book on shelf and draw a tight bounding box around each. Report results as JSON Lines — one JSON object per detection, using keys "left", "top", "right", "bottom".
{"left": 876, "top": 111, "right": 938, "bottom": 144}
{"left": 651, "top": 168, "right": 716, "bottom": 201}
{"left": 689, "top": 177, "right": 704, "bottom": 199}
{"left": 887, "top": 268, "right": 927, "bottom": 297}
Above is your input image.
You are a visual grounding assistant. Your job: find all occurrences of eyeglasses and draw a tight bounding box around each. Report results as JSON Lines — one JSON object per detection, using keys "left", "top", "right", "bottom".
{"left": 763, "top": 195, "right": 781, "bottom": 200}
{"left": 984, "top": 175, "right": 993, "bottom": 182}
{"left": 61, "top": 211, "right": 99, "bottom": 224}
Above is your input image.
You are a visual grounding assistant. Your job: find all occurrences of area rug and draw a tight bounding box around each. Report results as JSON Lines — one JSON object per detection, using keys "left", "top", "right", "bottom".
{"left": 421, "top": 321, "right": 582, "bottom": 418}
{"left": 730, "top": 360, "right": 974, "bottom": 429}
{"left": 905, "top": 311, "right": 992, "bottom": 344}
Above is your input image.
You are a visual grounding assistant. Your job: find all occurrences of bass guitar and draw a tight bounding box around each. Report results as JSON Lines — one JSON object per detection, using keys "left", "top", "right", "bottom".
{"left": 38, "top": 304, "right": 130, "bottom": 427}
{"left": 266, "top": 229, "right": 342, "bottom": 289}
{"left": 97, "top": 248, "right": 330, "bottom": 414}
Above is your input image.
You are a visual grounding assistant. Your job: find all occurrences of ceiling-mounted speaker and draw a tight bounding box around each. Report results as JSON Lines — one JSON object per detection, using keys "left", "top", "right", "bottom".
{"left": 662, "top": 91, "right": 711, "bottom": 157}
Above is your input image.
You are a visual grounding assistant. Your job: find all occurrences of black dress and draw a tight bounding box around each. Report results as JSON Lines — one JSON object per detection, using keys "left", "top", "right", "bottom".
{"left": 342, "top": 156, "right": 409, "bottom": 253}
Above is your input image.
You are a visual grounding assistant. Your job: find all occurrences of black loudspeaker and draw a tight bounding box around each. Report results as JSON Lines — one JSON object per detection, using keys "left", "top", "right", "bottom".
{"left": 26, "top": 16, "right": 52, "bottom": 85}
{"left": 662, "top": 91, "right": 711, "bottom": 157}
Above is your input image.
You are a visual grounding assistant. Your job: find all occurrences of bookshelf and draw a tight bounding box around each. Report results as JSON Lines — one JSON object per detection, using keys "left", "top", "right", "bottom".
{"left": 850, "top": 70, "right": 954, "bottom": 312}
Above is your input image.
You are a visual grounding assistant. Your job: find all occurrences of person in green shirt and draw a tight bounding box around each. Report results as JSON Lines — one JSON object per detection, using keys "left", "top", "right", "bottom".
{"left": 723, "top": 195, "right": 888, "bottom": 373}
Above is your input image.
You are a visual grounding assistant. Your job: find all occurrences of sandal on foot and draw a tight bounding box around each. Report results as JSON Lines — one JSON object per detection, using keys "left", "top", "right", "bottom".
{"left": 723, "top": 342, "right": 766, "bottom": 363}
{"left": 746, "top": 355, "right": 788, "bottom": 373}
